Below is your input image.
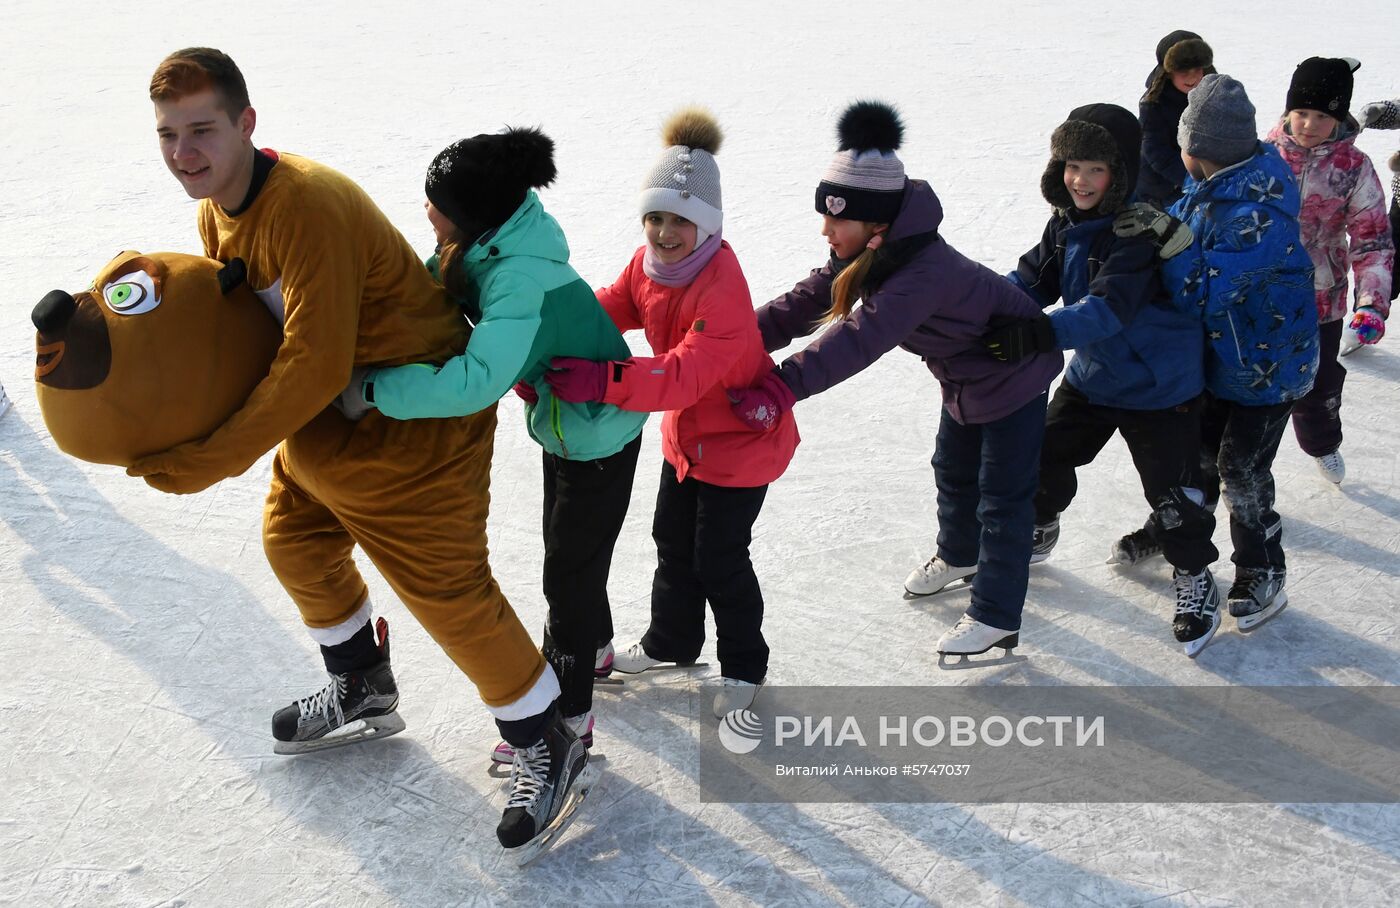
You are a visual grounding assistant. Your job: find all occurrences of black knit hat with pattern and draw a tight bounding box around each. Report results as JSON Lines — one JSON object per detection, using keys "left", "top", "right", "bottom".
{"left": 425, "top": 127, "right": 556, "bottom": 237}
{"left": 1286, "top": 57, "right": 1359, "bottom": 122}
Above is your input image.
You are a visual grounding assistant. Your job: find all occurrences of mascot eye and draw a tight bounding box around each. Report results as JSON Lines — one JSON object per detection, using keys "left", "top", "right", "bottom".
{"left": 102, "top": 270, "right": 161, "bottom": 316}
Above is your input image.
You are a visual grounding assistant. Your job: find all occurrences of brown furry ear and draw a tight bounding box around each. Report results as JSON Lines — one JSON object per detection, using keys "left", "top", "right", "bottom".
{"left": 662, "top": 107, "right": 722, "bottom": 154}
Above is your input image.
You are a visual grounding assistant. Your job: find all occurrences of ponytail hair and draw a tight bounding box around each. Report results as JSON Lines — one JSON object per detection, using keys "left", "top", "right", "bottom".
{"left": 825, "top": 245, "right": 878, "bottom": 324}
{"left": 437, "top": 238, "right": 470, "bottom": 300}
{"left": 823, "top": 224, "right": 889, "bottom": 324}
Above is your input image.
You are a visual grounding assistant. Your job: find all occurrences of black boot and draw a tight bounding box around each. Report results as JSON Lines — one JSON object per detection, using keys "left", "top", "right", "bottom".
{"left": 497, "top": 707, "right": 589, "bottom": 850}
{"left": 271, "top": 617, "right": 403, "bottom": 754}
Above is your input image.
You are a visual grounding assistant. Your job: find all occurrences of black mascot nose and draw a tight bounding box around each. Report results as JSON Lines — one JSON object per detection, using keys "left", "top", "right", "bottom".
{"left": 33, "top": 290, "right": 77, "bottom": 333}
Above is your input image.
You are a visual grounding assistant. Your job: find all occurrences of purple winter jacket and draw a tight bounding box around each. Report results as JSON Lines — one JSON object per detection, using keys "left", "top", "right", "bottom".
{"left": 757, "top": 180, "right": 1063, "bottom": 425}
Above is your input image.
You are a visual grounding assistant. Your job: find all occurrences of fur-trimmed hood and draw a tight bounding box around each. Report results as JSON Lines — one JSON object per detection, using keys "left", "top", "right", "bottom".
{"left": 1041, "top": 103, "right": 1142, "bottom": 217}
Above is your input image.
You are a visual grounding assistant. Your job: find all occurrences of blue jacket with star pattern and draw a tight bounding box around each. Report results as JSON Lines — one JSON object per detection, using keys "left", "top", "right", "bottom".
{"left": 1164, "top": 142, "right": 1319, "bottom": 405}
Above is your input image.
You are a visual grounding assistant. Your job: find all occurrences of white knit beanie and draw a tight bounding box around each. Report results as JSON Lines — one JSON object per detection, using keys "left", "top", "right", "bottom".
{"left": 638, "top": 107, "right": 723, "bottom": 238}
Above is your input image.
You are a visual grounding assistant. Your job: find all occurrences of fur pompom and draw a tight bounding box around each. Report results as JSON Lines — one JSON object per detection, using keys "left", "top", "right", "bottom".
{"left": 498, "top": 126, "right": 557, "bottom": 189}
{"left": 1389, "top": 149, "right": 1399, "bottom": 173}
{"left": 837, "top": 100, "right": 904, "bottom": 153}
{"left": 662, "top": 107, "right": 723, "bottom": 154}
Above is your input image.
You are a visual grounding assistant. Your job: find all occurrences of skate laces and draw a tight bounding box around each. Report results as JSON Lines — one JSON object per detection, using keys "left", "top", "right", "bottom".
{"left": 299, "top": 673, "right": 348, "bottom": 726}
{"left": 947, "top": 614, "right": 981, "bottom": 638}
{"left": 1173, "top": 571, "right": 1211, "bottom": 617}
{"left": 506, "top": 741, "right": 551, "bottom": 812}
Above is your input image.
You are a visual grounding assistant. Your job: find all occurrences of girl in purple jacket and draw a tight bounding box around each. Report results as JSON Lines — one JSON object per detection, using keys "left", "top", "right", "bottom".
{"left": 728, "top": 101, "right": 1062, "bottom": 666}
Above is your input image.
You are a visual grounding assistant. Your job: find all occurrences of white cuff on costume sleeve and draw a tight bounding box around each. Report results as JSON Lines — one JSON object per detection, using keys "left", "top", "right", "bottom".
{"left": 305, "top": 596, "right": 374, "bottom": 646}
{"left": 485, "top": 664, "right": 562, "bottom": 721}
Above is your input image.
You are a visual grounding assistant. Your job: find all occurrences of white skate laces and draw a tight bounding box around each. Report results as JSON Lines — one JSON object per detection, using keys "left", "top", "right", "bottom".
{"left": 1173, "top": 571, "right": 1212, "bottom": 618}
{"left": 506, "top": 742, "right": 551, "bottom": 813}
{"left": 299, "top": 673, "right": 349, "bottom": 727}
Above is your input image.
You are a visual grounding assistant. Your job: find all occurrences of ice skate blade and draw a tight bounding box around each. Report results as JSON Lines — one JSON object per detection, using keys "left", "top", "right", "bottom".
{"left": 612, "top": 660, "right": 710, "bottom": 676}
{"left": 510, "top": 762, "right": 601, "bottom": 866}
{"left": 1106, "top": 548, "right": 1162, "bottom": 567}
{"left": 593, "top": 675, "right": 624, "bottom": 686}
{"left": 272, "top": 712, "right": 406, "bottom": 756}
{"left": 1235, "top": 593, "right": 1288, "bottom": 633}
{"left": 937, "top": 648, "right": 1024, "bottom": 670}
{"left": 903, "top": 575, "right": 976, "bottom": 600}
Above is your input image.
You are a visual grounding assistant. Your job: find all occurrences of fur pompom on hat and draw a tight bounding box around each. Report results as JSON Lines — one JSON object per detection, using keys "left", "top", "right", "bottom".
{"left": 637, "top": 107, "right": 724, "bottom": 239}
{"left": 425, "top": 126, "right": 556, "bottom": 236}
{"left": 815, "top": 101, "right": 906, "bottom": 223}
{"left": 1040, "top": 103, "right": 1141, "bottom": 216}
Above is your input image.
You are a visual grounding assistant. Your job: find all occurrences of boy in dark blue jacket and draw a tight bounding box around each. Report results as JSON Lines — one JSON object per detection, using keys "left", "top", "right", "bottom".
{"left": 983, "top": 103, "right": 1219, "bottom": 657}
{"left": 1137, "top": 31, "right": 1216, "bottom": 207}
{"left": 1117, "top": 75, "right": 1318, "bottom": 644}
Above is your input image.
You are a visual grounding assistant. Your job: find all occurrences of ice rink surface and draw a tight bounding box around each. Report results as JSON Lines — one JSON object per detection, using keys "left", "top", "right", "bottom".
{"left": 3, "top": 1, "right": 1399, "bottom": 904}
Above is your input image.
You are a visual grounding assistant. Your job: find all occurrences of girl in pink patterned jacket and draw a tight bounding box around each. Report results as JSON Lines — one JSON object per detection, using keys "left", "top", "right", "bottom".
{"left": 1266, "top": 56, "right": 1395, "bottom": 485}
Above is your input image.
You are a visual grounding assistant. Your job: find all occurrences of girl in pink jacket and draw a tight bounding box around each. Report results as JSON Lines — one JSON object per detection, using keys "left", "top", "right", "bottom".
{"left": 546, "top": 109, "right": 798, "bottom": 718}
{"left": 1267, "top": 57, "right": 1395, "bottom": 484}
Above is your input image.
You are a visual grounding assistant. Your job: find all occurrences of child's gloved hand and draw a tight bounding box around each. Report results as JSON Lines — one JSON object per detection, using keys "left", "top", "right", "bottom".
{"left": 982, "top": 316, "right": 1057, "bottom": 363}
{"left": 1359, "top": 100, "right": 1399, "bottom": 129}
{"left": 333, "top": 366, "right": 376, "bottom": 420}
{"left": 1340, "top": 306, "right": 1385, "bottom": 356}
{"left": 727, "top": 370, "right": 796, "bottom": 432}
{"left": 544, "top": 357, "right": 610, "bottom": 403}
{"left": 1112, "top": 203, "right": 1195, "bottom": 259}
{"left": 512, "top": 380, "right": 539, "bottom": 405}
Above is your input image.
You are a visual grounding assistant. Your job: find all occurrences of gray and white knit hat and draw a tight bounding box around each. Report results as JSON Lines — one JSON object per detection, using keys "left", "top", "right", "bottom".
{"left": 815, "top": 101, "right": 906, "bottom": 223}
{"left": 638, "top": 107, "right": 723, "bottom": 241}
{"left": 1178, "top": 73, "right": 1258, "bottom": 166}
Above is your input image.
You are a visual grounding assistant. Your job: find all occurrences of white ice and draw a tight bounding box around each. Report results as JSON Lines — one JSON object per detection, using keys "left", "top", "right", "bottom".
{"left": 3, "top": 1, "right": 1400, "bottom": 905}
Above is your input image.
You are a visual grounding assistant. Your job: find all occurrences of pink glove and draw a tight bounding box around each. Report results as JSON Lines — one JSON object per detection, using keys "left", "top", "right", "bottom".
{"left": 512, "top": 380, "right": 539, "bottom": 405}
{"left": 728, "top": 370, "right": 797, "bottom": 431}
{"left": 1349, "top": 306, "right": 1385, "bottom": 345}
{"left": 545, "top": 357, "right": 610, "bottom": 403}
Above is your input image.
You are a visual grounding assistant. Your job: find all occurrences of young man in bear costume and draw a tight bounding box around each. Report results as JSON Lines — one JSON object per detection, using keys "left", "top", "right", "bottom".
{"left": 134, "top": 47, "right": 589, "bottom": 854}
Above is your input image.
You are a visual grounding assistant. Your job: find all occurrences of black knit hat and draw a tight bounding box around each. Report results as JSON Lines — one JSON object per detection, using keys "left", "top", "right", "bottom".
{"left": 425, "top": 127, "right": 557, "bottom": 237}
{"left": 1286, "top": 57, "right": 1359, "bottom": 121}
{"left": 815, "top": 101, "right": 907, "bottom": 223}
{"left": 1040, "top": 103, "right": 1141, "bottom": 217}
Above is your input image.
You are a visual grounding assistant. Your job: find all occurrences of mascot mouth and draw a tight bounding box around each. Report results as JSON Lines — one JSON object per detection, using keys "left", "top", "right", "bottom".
{"left": 35, "top": 341, "right": 64, "bottom": 377}
{"left": 33, "top": 290, "right": 112, "bottom": 390}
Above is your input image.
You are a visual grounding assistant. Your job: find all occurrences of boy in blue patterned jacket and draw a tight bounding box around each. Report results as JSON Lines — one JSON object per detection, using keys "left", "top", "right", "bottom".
{"left": 1117, "top": 75, "right": 1318, "bottom": 645}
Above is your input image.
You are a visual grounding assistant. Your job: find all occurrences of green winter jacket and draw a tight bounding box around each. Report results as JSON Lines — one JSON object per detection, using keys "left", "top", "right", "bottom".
{"left": 369, "top": 191, "right": 646, "bottom": 460}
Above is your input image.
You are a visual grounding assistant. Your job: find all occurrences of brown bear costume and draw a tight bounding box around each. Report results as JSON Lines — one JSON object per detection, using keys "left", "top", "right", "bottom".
{"left": 33, "top": 251, "right": 281, "bottom": 465}
{"left": 31, "top": 153, "right": 551, "bottom": 717}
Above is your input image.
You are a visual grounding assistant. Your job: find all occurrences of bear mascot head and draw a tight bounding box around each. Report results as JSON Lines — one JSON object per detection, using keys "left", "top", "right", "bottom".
{"left": 32, "top": 251, "right": 281, "bottom": 466}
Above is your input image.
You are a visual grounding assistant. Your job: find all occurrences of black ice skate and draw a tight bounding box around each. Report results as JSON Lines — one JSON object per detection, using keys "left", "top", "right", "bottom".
{"left": 1107, "top": 522, "right": 1163, "bottom": 566}
{"left": 498, "top": 710, "right": 599, "bottom": 865}
{"left": 1172, "top": 568, "right": 1221, "bottom": 658}
{"left": 935, "top": 613, "right": 1024, "bottom": 669}
{"left": 271, "top": 617, "right": 405, "bottom": 755}
{"left": 1030, "top": 518, "right": 1059, "bottom": 564}
{"left": 1228, "top": 567, "right": 1288, "bottom": 632}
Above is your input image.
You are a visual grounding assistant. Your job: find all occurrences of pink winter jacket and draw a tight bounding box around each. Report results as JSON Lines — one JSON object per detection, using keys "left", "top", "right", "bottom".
{"left": 1267, "top": 118, "right": 1395, "bottom": 323}
{"left": 596, "top": 242, "right": 799, "bottom": 487}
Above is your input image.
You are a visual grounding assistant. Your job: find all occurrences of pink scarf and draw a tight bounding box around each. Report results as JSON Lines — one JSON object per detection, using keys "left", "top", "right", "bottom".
{"left": 642, "top": 230, "right": 723, "bottom": 287}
